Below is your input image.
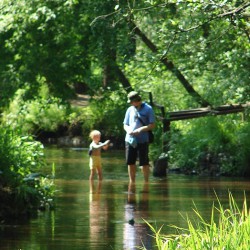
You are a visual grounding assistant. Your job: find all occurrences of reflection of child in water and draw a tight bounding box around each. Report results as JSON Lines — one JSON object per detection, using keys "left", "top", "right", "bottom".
{"left": 88, "top": 130, "right": 110, "bottom": 181}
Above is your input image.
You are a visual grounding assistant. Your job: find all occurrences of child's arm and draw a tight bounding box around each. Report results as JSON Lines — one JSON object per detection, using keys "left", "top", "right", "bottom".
{"left": 102, "top": 140, "right": 110, "bottom": 150}
{"left": 92, "top": 140, "right": 110, "bottom": 150}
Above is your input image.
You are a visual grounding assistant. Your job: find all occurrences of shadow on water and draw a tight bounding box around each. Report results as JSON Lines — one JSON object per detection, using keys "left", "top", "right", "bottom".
{"left": 1, "top": 146, "right": 250, "bottom": 250}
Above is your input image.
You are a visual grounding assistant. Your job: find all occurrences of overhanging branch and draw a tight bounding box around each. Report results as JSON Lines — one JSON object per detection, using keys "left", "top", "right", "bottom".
{"left": 130, "top": 21, "right": 210, "bottom": 107}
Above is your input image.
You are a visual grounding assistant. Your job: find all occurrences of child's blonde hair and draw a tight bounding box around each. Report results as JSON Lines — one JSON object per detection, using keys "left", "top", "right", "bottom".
{"left": 89, "top": 130, "right": 101, "bottom": 139}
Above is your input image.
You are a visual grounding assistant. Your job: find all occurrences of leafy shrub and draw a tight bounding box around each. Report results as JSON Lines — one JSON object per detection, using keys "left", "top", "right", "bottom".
{"left": 2, "top": 88, "right": 70, "bottom": 135}
{"left": 0, "top": 125, "right": 54, "bottom": 218}
{"left": 234, "top": 120, "right": 250, "bottom": 176}
{"left": 168, "top": 115, "right": 250, "bottom": 176}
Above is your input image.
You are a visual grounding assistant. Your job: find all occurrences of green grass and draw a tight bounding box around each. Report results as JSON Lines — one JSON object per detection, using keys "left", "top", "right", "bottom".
{"left": 141, "top": 193, "right": 250, "bottom": 250}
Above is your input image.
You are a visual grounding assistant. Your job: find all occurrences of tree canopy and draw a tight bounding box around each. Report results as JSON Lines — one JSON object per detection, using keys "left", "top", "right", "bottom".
{"left": 0, "top": 0, "right": 249, "bottom": 109}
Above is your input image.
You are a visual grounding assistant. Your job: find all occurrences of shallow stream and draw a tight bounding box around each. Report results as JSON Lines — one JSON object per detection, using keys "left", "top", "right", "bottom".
{"left": 1, "top": 146, "right": 250, "bottom": 250}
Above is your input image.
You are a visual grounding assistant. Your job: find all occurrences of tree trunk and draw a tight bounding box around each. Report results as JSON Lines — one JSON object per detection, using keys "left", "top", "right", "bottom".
{"left": 114, "top": 64, "right": 133, "bottom": 92}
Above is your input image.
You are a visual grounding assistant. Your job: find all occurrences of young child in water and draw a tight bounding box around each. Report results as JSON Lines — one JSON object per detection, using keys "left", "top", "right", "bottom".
{"left": 88, "top": 130, "right": 110, "bottom": 181}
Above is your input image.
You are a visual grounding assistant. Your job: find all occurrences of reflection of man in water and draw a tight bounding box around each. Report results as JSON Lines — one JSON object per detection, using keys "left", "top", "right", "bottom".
{"left": 123, "top": 182, "right": 152, "bottom": 250}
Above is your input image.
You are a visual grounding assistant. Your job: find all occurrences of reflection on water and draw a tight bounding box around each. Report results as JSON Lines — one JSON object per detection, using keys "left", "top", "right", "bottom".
{"left": 123, "top": 182, "right": 152, "bottom": 250}
{"left": 89, "top": 181, "right": 108, "bottom": 249}
{"left": 1, "top": 146, "right": 250, "bottom": 250}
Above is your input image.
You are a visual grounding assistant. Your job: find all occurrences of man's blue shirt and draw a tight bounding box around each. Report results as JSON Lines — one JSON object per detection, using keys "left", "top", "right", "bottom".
{"left": 123, "top": 102, "right": 155, "bottom": 143}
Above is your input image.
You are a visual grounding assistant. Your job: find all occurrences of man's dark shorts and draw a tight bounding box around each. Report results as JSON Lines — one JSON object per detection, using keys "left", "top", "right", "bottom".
{"left": 125, "top": 142, "right": 149, "bottom": 166}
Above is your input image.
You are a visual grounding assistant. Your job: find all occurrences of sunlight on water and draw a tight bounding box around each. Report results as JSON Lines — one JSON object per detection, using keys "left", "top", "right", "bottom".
{"left": 1, "top": 146, "right": 250, "bottom": 250}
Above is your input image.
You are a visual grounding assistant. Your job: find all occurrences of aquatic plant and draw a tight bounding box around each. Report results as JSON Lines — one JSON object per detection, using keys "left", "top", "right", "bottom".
{"left": 140, "top": 192, "right": 250, "bottom": 250}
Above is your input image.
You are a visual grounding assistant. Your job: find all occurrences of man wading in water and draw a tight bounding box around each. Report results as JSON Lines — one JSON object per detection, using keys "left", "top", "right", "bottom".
{"left": 123, "top": 91, "right": 155, "bottom": 183}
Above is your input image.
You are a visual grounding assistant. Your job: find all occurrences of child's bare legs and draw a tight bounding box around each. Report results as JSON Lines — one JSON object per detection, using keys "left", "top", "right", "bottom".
{"left": 89, "top": 169, "right": 95, "bottom": 181}
{"left": 96, "top": 166, "right": 103, "bottom": 181}
{"left": 89, "top": 178, "right": 94, "bottom": 193}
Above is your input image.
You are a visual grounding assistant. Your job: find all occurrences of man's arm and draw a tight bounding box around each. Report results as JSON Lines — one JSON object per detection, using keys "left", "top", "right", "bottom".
{"left": 131, "top": 106, "right": 155, "bottom": 135}
{"left": 131, "top": 123, "right": 155, "bottom": 135}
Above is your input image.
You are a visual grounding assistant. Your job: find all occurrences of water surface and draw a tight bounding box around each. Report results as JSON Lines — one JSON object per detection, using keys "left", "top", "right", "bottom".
{"left": 1, "top": 146, "right": 250, "bottom": 250}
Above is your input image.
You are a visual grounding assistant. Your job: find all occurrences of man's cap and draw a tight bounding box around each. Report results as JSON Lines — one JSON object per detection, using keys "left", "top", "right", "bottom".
{"left": 127, "top": 91, "right": 141, "bottom": 103}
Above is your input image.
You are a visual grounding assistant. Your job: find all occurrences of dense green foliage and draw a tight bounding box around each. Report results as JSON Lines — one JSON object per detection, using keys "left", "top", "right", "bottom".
{"left": 0, "top": 125, "right": 55, "bottom": 218}
{"left": 85, "top": 89, "right": 129, "bottom": 139}
{"left": 169, "top": 114, "right": 250, "bottom": 176}
{"left": 0, "top": 0, "right": 91, "bottom": 105}
{"left": 1, "top": 84, "right": 128, "bottom": 146}
{"left": 142, "top": 193, "right": 250, "bottom": 249}
{"left": 0, "top": 0, "right": 249, "bottom": 105}
{"left": 2, "top": 85, "right": 70, "bottom": 134}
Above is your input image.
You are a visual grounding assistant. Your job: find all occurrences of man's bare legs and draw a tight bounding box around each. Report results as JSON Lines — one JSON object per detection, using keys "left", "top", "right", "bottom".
{"left": 128, "top": 164, "right": 150, "bottom": 183}
{"left": 142, "top": 165, "right": 150, "bottom": 183}
{"left": 128, "top": 164, "right": 136, "bottom": 183}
